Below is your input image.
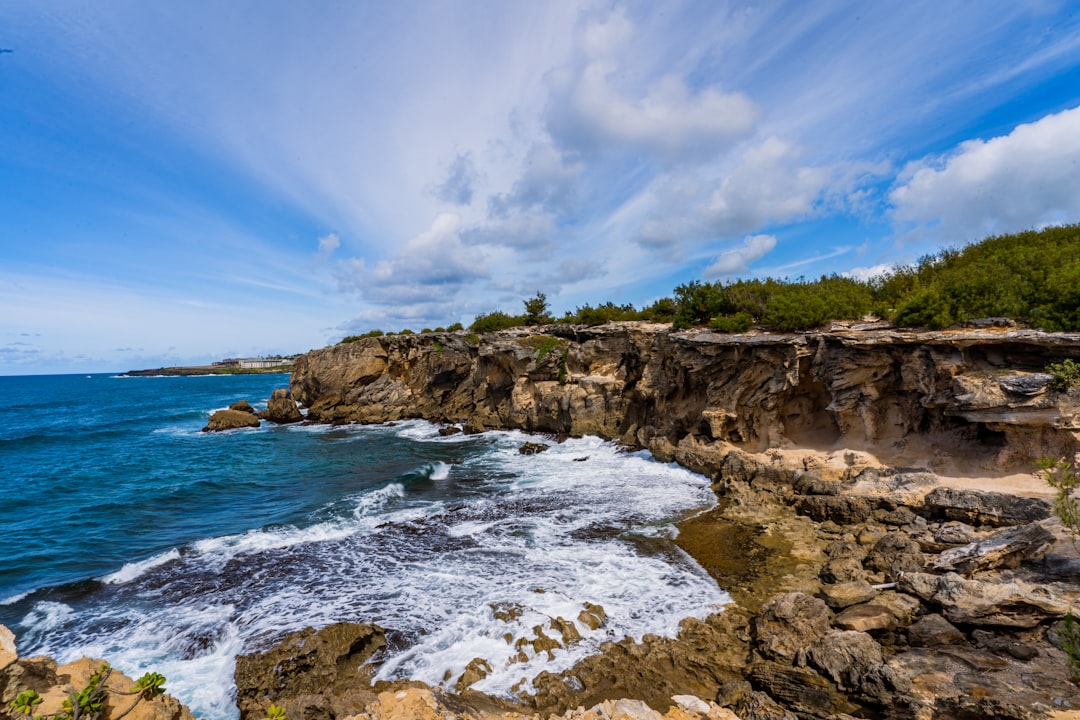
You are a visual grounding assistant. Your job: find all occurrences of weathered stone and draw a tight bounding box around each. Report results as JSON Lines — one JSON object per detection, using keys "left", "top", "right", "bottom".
{"left": 856, "top": 525, "right": 886, "bottom": 548}
{"left": 262, "top": 388, "right": 303, "bottom": 424}
{"left": 577, "top": 602, "right": 607, "bottom": 630}
{"left": 970, "top": 629, "right": 1040, "bottom": 661}
{"left": 931, "top": 695, "right": 1040, "bottom": 720}
{"left": 832, "top": 604, "right": 898, "bottom": 634}
{"left": 931, "top": 521, "right": 1055, "bottom": 575}
{"left": 753, "top": 593, "right": 832, "bottom": 662}
{"left": 819, "top": 557, "right": 867, "bottom": 584}
{"left": 870, "top": 591, "right": 923, "bottom": 627}
{"left": 824, "top": 539, "right": 867, "bottom": 561}
{"left": 718, "top": 681, "right": 799, "bottom": 720}
{"left": 202, "top": 408, "right": 260, "bottom": 432}
{"left": 796, "top": 496, "right": 873, "bottom": 525}
{"left": 229, "top": 398, "right": 256, "bottom": 414}
{"left": 234, "top": 622, "right": 387, "bottom": 720}
{"left": 998, "top": 373, "right": 1053, "bottom": 397}
{"left": 932, "top": 521, "right": 980, "bottom": 546}
{"left": 865, "top": 532, "right": 925, "bottom": 581}
{"left": 519, "top": 442, "right": 550, "bottom": 455}
{"left": 906, "top": 614, "right": 964, "bottom": 647}
{"left": 0, "top": 624, "right": 15, "bottom": 672}
{"left": 746, "top": 661, "right": 848, "bottom": 716}
{"left": 550, "top": 616, "right": 582, "bottom": 644}
{"left": 454, "top": 657, "right": 492, "bottom": 692}
{"left": 820, "top": 581, "right": 878, "bottom": 610}
{"left": 805, "top": 630, "right": 906, "bottom": 702}
{"left": 873, "top": 506, "right": 919, "bottom": 527}
{"left": 922, "top": 487, "right": 1050, "bottom": 527}
{"left": 462, "top": 418, "right": 486, "bottom": 434}
{"left": 438, "top": 425, "right": 462, "bottom": 436}
{"left": 898, "top": 572, "right": 1071, "bottom": 628}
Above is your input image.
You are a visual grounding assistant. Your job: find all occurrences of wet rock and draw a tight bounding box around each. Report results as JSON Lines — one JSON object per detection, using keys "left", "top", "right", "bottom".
{"left": 805, "top": 630, "right": 905, "bottom": 702}
{"left": 753, "top": 593, "right": 832, "bottom": 662}
{"left": 454, "top": 657, "right": 492, "bottom": 692}
{"left": 234, "top": 622, "right": 387, "bottom": 720}
{"left": 550, "top": 616, "right": 581, "bottom": 644}
{"left": 906, "top": 614, "right": 964, "bottom": 647}
{"left": 438, "top": 425, "right": 462, "bottom": 436}
{"left": 462, "top": 418, "right": 486, "bottom": 434}
{"left": 898, "top": 572, "right": 1071, "bottom": 628}
{"left": 865, "top": 532, "right": 925, "bottom": 581}
{"left": 202, "top": 408, "right": 261, "bottom": 432}
{"left": 519, "top": 442, "right": 550, "bottom": 455}
{"left": 930, "top": 521, "right": 1055, "bottom": 575}
{"left": 262, "top": 388, "right": 303, "bottom": 424}
{"left": 796, "top": 496, "right": 873, "bottom": 525}
{"left": 0, "top": 624, "right": 15, "bottom": 672}
{"left": 577, "top": 603, "right": 607, "bottom": 630}
{"left": 833, "top": 604, "right": 898, "bottom": 634}
{"left": 229, "top": 399, "right": 256, "bottom": 414}
{"left": 922, "top": 487, "right": 1050, "bottom": 527}
{"left": 820, "top": 581, "right": 878, "bottom": 610}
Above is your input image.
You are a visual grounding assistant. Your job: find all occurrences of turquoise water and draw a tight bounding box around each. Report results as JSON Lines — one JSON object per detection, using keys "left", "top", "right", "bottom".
{"left": 0, "top": 373, "right": 726, "bottom": 719}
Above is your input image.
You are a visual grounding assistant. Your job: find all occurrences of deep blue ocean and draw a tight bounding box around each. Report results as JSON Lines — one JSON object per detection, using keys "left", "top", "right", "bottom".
{"left": 0, "top": 373, "right": 727, "bottom": 719}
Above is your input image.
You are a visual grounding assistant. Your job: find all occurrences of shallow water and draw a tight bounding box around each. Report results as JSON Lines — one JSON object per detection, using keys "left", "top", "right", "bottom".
{"left": 0, "top": 373, "right": 728, "bottom": 719}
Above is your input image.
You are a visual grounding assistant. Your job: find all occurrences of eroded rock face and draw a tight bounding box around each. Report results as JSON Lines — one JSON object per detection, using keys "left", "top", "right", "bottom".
{"left": 262, "top": 388, "right": 303, "bottom": 424}
{"left": 753, "top": 593, "right": 832, "bottom": 662}
{"left": 233, "top": 622, "right": 387, "bottom": 720}
{"left": 898, "top": 572, "right": 1073, "bottom": 627}
{"left": 921, "top": 487, "right": 1051, "bottom": 527}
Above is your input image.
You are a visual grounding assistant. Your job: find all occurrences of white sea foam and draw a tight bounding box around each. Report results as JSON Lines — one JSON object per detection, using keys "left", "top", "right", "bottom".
{"left": 101, "top": 549, "right": 182, "bottom": 585}
{"left": 0, "top": 590, "right": 31, "bottom": 606}
{"left": 429, "top": 461, "right": 452, "bottom": 480}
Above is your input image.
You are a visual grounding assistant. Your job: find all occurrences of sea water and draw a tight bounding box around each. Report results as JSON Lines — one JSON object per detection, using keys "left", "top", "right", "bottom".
{"left": 0, "top": 373, "right": 728, "bottom": 719}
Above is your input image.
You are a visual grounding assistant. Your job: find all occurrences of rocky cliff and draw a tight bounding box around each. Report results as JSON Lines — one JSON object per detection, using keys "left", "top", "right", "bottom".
{"left": 291, "top": 323, "right": 1080, "bottom": 473}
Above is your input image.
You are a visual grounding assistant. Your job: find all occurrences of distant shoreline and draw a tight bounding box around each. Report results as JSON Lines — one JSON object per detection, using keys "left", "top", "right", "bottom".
{"left": 119, "top": 365, "right": 293, "bottom": 377}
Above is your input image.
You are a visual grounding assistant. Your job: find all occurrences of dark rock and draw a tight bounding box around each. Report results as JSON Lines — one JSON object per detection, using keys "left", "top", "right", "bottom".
{"left": 922, "top": 487, "right": 1050, "bottom": 527}
{"left": 933, "top": 521, "right": 980, "bottom": 546}
{"left": 825, "top": 539, "right": 868, "bottom": 562}
{"left": 234, "top": 622, "right": 387, "bottom": 720}
{"left": 794, "top": 473, "right": 844, "bottom": 496}
{"left": 716, "top": 680, "right": 799, "bottom": 720}
{"left": 518, "top": 442, "right": 550, "bottom": 455}
{"left": 753, "top": 592, "right": 833, "bottom": 662}
{"left": 202, "top": 408, "right": 261, "bottom": 432}
{"left": 906, "top": 614, "right": 964, "bottom": 647}
{"left": 998, "top": 373, "right": 1054, "bottom": 396}
{"left": 874, "top": 506, "right": 919, "bottom": 527}
{"left": 963, "top": 317, "right": 1016, "bottom": 328}
{"left": 747, "top": 661, "right": 851, "bottom": 716}
{"left": 970, "top": 629, "right": 1040, "bottom": 661}
{"left": 898, "top": 572, "right": 1071, "bottom": 628}
{"left": 438, "top": 425, "right": 462, "bottom": 436}
{"left": 796, "top": 495, "right": 873, "bottom": 525}
{"left": 262, "top": 388, "right": 303, "bottom": 424}
{"left": 229, "top": 399, "right": 256, "bottom": 414}
{"left": 462, "top": 418, "right": 486, "bottom": 434}
{"left": 805, "top": 630, "right": 907, "bottom": 702}
{"left": 865, "top": 532, "right": 925, "bottom": 580}
{"left": 932, "top": 695, "right": 1040, "bottom": 720}
{"left": 931, "top": 522, "right": 1055, "bottom": 575}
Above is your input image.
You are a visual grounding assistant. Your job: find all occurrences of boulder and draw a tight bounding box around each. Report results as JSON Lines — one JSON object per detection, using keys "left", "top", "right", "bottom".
{"left": 906, "top": 614, "right": 964, "bottom": 647}
{"left": 233, "top": 622, "right": 387, "bottom": 720}
{"left": 0, "top": 624, "right": 15, "bottom": 672}
{"left": 932, "top": 695, "right": 1041, "bottom": 720}
{"left": 819, "top": 557, "right": 867, "bottom": 584}
{"left": 454, "top": 657, "right": 492, "bottom": 692}
{"left": 438, "top": 425, "right": 462, "bottom": 436}
{"left": 832, "top": 604, "right": 898, "bottom": 634}
{"left": 921, "top": 487, "right": 1050, "bottom": 527}
{"left": 898, "top": 572, "right": 1071, "bottom": 628}
{"left": 796, "top": 496, "right": 873, "bottom": 525}
{"left": 805, "top": 630, "right": 906, "bottom": 702}
{"left": 747, "top": 661, "right": 849, "bottom": 716}
{"left": 202, "top": 408, "right": 260, "bottom": 432}
{"left": 998, "top": 373, "right": 1053, "bottom": 397}
{"left": 716, "top": 681, "right": 799, "bottom": 720}
{"left": 869, "top": 591, "right": 923, "bottom": 627}
{"left": 865, "top": 532, "right": 925, "bottom": 581}
{"left": 229, "top": 399, "right": 256, "bottom": 414}
{"left": 519, "top": 442, "right": 550, "bottom": 455}
{"left": 753, "top": 592, "right": 833, "bottom": 662}
{"left": 930, "top": 522, "right": 1055, "bottom": 575}
{"left": 932, "top": 521, "right": 980, "bottom": 546}
{"left": 262, "top": 388, "right": 303, "bottom": 424}
{"left": 820, "top": 581, "right": 878, "bottom": 610}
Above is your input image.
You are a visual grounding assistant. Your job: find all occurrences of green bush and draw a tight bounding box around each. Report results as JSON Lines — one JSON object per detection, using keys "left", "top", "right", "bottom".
{"left": 1047, "top": 359, "right": 1080, "bottom": 391}
{"left": 710, "top": 312, "right": 753, "bottom": 333}
{"left": 446, "top": 322, "right": 464, "bottom": 332}
{"left": 470, "top": 311, "right": 525, "bottom": 333}
{"left": 340, "top": 330, "right": 384, "bottom": 343}
{"left": 564, "top": 301, "right": 639, "bottom": 325}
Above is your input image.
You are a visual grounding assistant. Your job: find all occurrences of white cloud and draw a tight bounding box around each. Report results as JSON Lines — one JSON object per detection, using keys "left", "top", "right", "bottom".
{"left": 315, "top": 232, "right": 340, "bottom": 261}
{"left": 704, "top": 234, "right": 777, "bottom": 278}
{"left": 891, "top": 104, "right": 1080, "bottom": 242}
{"left": 432, "top": 152, "right": 479, "bottom": 206}
{"left": 842, "top": 263, "right": 894, "bottom": 282}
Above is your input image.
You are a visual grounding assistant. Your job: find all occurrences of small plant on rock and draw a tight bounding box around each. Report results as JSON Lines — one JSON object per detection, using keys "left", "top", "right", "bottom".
{"left": 1047, "top": 358, "right": 1080, "bottom": 391}
{"left": 263, "top": 704, "right": 287, "bottom": 720}
{"left": 1038, "top": 457, "right": 1080, "bottom": 542}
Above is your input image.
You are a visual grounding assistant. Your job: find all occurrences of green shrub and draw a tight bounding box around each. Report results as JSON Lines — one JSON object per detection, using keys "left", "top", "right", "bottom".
{"left": 446, "top": 322, "right": 464, "bottom": 332}
{"left": 470, "top": 311, "right": 524, "bottom": 333}
{"left": 340, "top": 330, "right": 384, "bottom": 343}
{"left": 640, "top": 297, "right": 677, "bottom": 322}
{"left": 564, "top": 301, "right": 639, "bottom": 325}
{"left": 673, "top": 281, "right": 725, "bottom": 328}
{"left": 1047, "top": 359, "right": 1080, "bottom": 391}
{"left": 710, "top": 312, "right": 753, "bottom": 333}
{"left": 523, "top": 292, "right": 552, "bottom": 325}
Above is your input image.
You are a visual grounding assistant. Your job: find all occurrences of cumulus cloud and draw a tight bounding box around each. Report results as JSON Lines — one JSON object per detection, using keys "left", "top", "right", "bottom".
{"left": 461, "top": 211, "right": 558, "bottom": 252}
{"left": 890, "top": 105, "right": 1080, "bottom": 242}
{"left": 545, "top": 11, "right": 759, "bottom": 165}
{"left": 703, "top": 234, "right": 777, "bottom": 278}
{"left": 314, "top": 232, "right": 340, "bottom": 262}
{"left": 488, "top": 142, "right": 581, "bottom": 218}
{"left": 842, "top": 263, "right": 894, "bottom": 282}
{"left": 433, "top": 152, "right": 479, "bottom": 206}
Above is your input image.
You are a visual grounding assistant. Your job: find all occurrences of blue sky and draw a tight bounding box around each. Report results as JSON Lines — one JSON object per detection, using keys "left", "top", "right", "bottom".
{"left": 2, "top": 1, "right": 1080, "bottom": 375}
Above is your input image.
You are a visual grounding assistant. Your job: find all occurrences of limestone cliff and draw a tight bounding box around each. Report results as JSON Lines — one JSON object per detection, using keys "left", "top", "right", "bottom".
{"left": 290, "top": 323, "right": 1080, "bottom": 473}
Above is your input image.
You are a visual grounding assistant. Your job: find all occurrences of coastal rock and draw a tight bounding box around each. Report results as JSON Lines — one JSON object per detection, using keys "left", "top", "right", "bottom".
{"left": 746, "top": 661, "right": 849, "bottom": 716}
{"left": 202, "top": 408, "right": 261, "bottom": 432}
{"left": 998, "top": 373, "right": 1054, "bottom": 396}
{"left": 0, "top": 624, "right": 15, "bottom": 672}
{"left": 519, "top": 442, "right": 550, "bottom": 455}
{"left": 262, "top": 388, "right": 303, "bottom": 424}
{"left": 795, "top": 496, "right": 873, "bottom": 525}
{"left": 715, "top": 681, "right": 798, "bottom": 720}
{"left": 930, "top": 521, "right": 1055, "bottom": 574}
{"left": 898, "top": 572, "right": 1072, "bottom": 627}
{"left": 820, "top": 581, "right": 878, "bottom": 610}
{"left": 905, "top": 614, "right": 964, "bottom": 647}
{"left": 454, "top": 657, "right": 492, "bottom": 692}
{"left": 921, "top": 487, "right": 1050, "bottom": 527}
{"left": 753, "top": 593, "right": 832, "bottom": 662}
{"left": 832, "top": 604, "right": 898, "bottom": 634}
{"left": 805, "top": 630, "right": 905, "bottom": 702}
{"left": 932, "top": 521, "right": 980, "bottom": 546}
{"left": 234, "top": 622, "right": 387, "bottom": 720}
{"left": 865, "top": 532, "right": 925, "bottom": 581}
{"left": 229, "top": 399, "right": 256, "bottom": 414}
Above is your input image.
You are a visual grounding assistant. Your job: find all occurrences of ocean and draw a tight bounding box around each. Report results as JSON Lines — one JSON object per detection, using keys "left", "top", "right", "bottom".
{"left": 0, "top": 373, "right": 728, "bottom": 719}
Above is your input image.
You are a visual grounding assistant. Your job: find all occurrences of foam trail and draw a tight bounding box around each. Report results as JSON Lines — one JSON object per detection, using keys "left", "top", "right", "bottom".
{"left": 101, "top": 549, "right": 182, "bottom": 585}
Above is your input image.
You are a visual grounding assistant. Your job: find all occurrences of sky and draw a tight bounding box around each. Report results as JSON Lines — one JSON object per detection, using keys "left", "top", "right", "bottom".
{"left": 2, "top": 1, "right": 1080, "bottom": 375}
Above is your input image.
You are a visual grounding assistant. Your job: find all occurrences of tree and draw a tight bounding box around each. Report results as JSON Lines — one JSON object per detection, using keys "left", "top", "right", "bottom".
{"left": 523, "top": 292, "right": 552, "bottom": 325}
